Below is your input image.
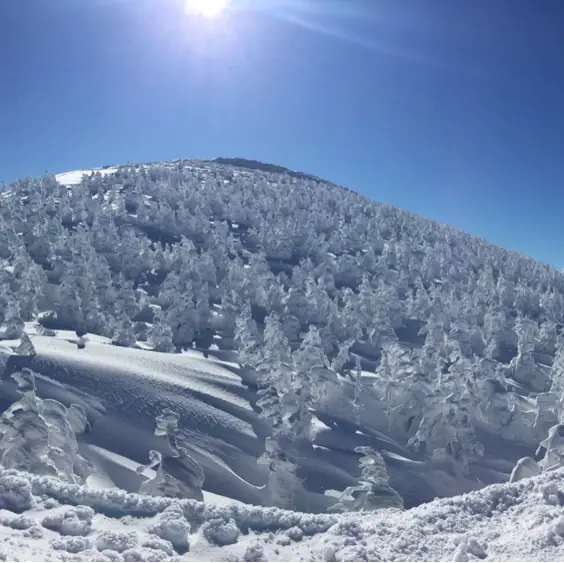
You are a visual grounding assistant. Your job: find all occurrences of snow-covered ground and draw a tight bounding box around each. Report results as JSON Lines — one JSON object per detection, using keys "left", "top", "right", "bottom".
{"left": 0, "top": 326, "right": 559, "bottom": 560}
{"left": 54, "top": 160, "right": 207, "bottom": 187}
{"left": 55, "top": 168, "right": 120, "bottom": 186}
{"left": 0, "top": 326, "right": 491, "bottom": 513}
{"left": 0, "top": 327, "right": 268, "bottom": 505}
{"left": 2, "top": 463, "right": 564, "bottom": 561}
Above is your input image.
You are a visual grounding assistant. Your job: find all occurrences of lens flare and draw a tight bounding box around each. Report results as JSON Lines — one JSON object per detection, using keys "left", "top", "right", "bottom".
{"left": 184, "top": 0, "right": 230, "bottom": 19}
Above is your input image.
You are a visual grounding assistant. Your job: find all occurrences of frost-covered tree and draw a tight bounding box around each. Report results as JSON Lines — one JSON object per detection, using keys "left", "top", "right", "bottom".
{"left": 12, "top": 246, "right": 46, "bottom": 321}
{"left": 256, "top": 360, "right": 314, "bottom": 509}
{"left": 166, "top": 292, "right": 199, "bottom": 349}
{"left": 536, "top": 423, "right": 564, "bottom": 472}
{"left": 538, "top": 320, "right": 558, "bottom": 356}
{"left": 115, "top": 274, "right": 140, "bottom": 320}
{"left": 111, "top": 311, "right": 137, "bottom": 348}
{"left": 259, "top": 313, "right": 292, "bottom": 377}
{"left": 331, "top": 338, "right": 353, "bottom": 375}
{"left": 441, "top": 392, "right": 484, "bottom": 472}
{"left": 483, "top": 307, "right": 507, "bottom": 360}
{"left": 57, "top": 269, "right": 85, "bottom": 331}
{"left": 532, "top": 392, "right": 559, "bottom": 434}
{"left": 0, "top": 303, "right": 24, "bottom": 340}
{"left": 330, "top": 446, "right": 403, "bottom": 512}
{"left": 511, "top": 316, "right": 545, "bottom": 391}
{"left": 148, "top": 309, "right": 175, "bottom": 353}
{"left": 14, "top": 331, "right": 36, "bottom": 356}
{"left": 254, "top": 320, "right": 319, "bottom": 509}
{"left": 293, "top": 325, "right": 329, "bottom": 373}
{"left": 257, "top": 436, "right": 305, "bottom": 510}
{"left": 137, "top": 408, "right": 204, "bottom": 500}
{"left": 383, "top": 342, "right": 433, "bottom": 437}
{"left": 410, "top": 278, "right": 432, "bottom": 320}
{"left": 0, "top": 369, "right": 90, "bottom": 483}
{"left": 234, "top": 301, "right": 261, "bottom": 368}
{"left": 549, "top": 340, "right": 564, "bottom": 401}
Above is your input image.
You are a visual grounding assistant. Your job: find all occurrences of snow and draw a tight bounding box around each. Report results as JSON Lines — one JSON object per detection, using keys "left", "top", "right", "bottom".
{"left": 16, "top": 327, "right": 268, "bottom": 505}
{"left": 55, "top": 167, "right": 119, "bottom": 186}
{"left": 0, "top": 466, "right": 563, "bottom": 560}
{"left": 0, "top": 326, "right": 552, "bottom": 559}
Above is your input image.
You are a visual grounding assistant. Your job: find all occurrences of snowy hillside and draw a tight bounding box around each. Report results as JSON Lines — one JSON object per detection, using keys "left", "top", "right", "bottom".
{"left": 1, "top": 158, "right": 564, "bottom": 559}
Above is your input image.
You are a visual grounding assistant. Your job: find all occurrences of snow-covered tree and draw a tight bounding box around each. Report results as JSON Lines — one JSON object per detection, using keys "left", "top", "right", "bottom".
{"left": 330, "top": 446, "right": 403, "bottom": 512}
{"left": 137, "top": 408, "right": 204, "bottom": 500}
{"left": 14, "top": 331, "right": 36, "bottom": 356}
{"left": 0, "top": 369, "right": 90, "bottom": 483}
{"left": 537, "top": 423, "right": 564, "bottom": 472}
{"left": 0, "top": 304, "right": 24, "bottom": 340}
{"left": 234, "top": 302, "right": 261, "bottom": 368}
{"left": 331, "top": 338, "right": 353, "bottom": 375}
{"left": 258, "top": 313, "right": 292, "bottom": 378}
{"left": 257, "top": 436, "right": 305, "bottom": 510}
{"left": 148, "top": 309, "right": 175, "bottom": 353}
{"left": 549, "top": 340, "right": 564, "bottom": 400}
{"left": 511, "top": 316, "right": 545, "bottom": 391}
{"left": 293, "top": 325, "right": 329, "bottom": 373}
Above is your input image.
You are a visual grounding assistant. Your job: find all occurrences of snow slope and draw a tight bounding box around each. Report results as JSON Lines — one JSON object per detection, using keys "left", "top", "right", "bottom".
{"left": 0, "top": 326, "right": 488, "bottom": 513}
{"left": 55, "top": 167, "right": 119, "bottom": 186}
{"left": 0, "top": 326, "right": 269, "bottom": 506}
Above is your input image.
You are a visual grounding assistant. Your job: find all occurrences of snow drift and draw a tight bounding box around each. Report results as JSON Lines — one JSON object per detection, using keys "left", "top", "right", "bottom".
{"left": 0, "top": 464, "right": 564, "bottom": 560}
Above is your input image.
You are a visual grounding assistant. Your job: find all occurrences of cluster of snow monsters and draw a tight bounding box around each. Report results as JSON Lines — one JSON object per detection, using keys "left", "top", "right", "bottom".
{"left": 0, "top": 369, "right": 90, "bottom": 484}
{"left": 0, "top": 363, "right": 205, "bottom": 502}
{"left": 3, "top": 162, "right": 564, "bottom": 509}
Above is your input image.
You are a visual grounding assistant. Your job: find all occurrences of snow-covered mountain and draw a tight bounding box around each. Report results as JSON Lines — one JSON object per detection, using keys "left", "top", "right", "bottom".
{"left": 1, "top": 158, "right": 564, "bottom": 560}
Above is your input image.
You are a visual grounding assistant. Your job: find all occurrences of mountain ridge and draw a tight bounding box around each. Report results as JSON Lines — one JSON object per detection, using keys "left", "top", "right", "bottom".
{"left": 50, "top": 157, "right": 558, "bottom": 272}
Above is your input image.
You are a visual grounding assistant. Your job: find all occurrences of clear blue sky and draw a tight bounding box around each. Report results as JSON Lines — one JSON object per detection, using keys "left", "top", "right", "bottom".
{"left": 1, "top": 0, "right": 563, "bottom": 266}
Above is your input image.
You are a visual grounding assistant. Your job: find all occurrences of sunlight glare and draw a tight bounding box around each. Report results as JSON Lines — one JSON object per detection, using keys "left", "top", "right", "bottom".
{"left": 184, "top": 0, "right": 230, "bottom": 19}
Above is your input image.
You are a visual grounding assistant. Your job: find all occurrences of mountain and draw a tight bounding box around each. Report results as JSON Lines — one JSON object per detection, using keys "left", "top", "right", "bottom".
{"left": 0, "top": 159, "right": 564, "bottom": 560}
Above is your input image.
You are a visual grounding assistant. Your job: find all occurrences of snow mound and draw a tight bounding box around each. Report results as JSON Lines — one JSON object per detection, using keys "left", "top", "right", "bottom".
{"left": 0, "top": 466, "right": 562, "bottom": 560}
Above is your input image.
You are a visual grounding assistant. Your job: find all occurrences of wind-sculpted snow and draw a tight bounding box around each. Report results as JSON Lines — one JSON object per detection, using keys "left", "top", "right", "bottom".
{"left": 1, "top": 330, "right": 270, "bottom": 505}
{"left": 1, "top": 465, "right": 564, "bottom": 560}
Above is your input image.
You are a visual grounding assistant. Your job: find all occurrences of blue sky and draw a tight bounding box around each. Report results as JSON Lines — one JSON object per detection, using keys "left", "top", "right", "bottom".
{"left": 1, "top": 0, "right": 563, "bottom": 266}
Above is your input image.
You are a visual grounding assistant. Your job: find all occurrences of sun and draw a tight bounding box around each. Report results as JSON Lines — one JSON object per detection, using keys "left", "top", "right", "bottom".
{"left": 184, "top": 0, "right": 230, "bottom": 18}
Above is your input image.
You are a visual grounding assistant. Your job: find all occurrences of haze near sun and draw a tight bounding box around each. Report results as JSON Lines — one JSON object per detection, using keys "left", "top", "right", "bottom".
{"left": 184, "top": 0, "right": 230, "bottom": 18}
